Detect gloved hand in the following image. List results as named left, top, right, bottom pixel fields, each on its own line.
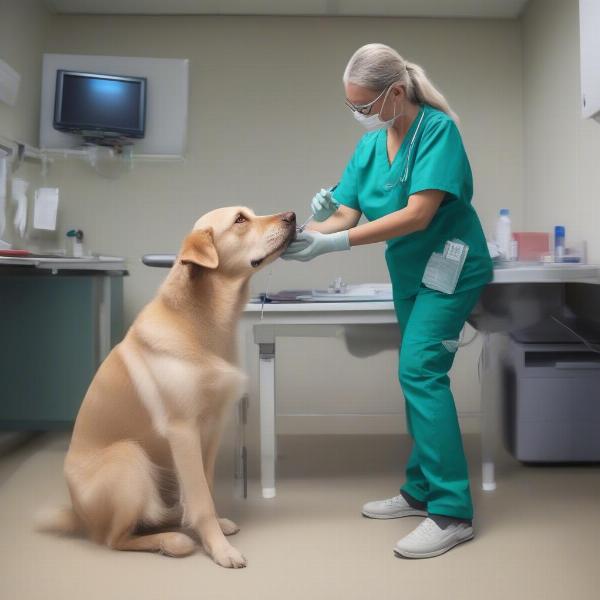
left=281, top=230, right=350, bottom=262
left=311, top=189, right=340, bottom=222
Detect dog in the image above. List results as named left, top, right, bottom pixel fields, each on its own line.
left=36, top=207, right=296, bottom=568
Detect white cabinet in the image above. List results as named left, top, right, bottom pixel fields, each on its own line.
left=579, top=0, right=600, bottom=122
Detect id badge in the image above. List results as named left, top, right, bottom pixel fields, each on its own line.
left=422, top=239, right=469, bottom=295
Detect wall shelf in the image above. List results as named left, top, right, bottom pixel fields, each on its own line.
left=0, top=138, right=183, bottom=178
left=0, top=135, right=50, bottom=172
left=41, top=146, right=185, bottom=164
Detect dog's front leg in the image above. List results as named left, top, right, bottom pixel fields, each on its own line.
left=203, top=424, right=240, bottom=536
left=166, top=420, right=246, bottom=568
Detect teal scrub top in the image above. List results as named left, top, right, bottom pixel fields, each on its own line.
left=333, top=104, right=493, bottom=299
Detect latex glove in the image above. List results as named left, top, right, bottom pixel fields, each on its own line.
left=281, top=230, right=350, bottom=262
left=310, top=188, right=340, bottom=222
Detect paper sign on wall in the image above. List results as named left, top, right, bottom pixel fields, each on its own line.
left=34, top=187, right=59, bottom=231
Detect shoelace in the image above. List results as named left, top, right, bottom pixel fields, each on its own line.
left=404, top=518, right=441, bottom=541
left=384, top=495, right=405, bottom=506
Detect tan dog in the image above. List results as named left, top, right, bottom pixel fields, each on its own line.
left=37, top=207, right=296, bottom=568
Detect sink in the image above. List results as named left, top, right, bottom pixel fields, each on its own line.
left=344, top=283, right=567, bottom=351
left=468, top=283, right=566, bottom=333
left=468, top=264, right=600, bottom=333
left=336, top=264, right=600, bottom=350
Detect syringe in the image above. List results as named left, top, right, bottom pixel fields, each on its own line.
left=296, top=184, right=338, bottom=233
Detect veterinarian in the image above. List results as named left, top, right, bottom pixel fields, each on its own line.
left=282, top=43, right=493, bottom=559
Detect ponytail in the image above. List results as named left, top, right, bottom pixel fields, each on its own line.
left=405, top=61, right=459, bottom=123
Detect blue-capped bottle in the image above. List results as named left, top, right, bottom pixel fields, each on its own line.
left=554, top=226, right=565, bottom=262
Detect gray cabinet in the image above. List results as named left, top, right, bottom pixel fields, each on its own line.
left=0, top=270, right=125, bottom=429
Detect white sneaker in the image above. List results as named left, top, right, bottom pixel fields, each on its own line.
left=393, top=517, right=474, bottom=559
left=361, top=494, right=427, bottom=519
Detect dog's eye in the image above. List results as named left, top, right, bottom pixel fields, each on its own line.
left=234, top=214, right=247, bottom=224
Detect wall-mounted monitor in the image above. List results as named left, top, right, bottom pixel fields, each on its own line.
left=41, top=54, right=188, bottom=156
left=53, top=70, right=147, bottom=139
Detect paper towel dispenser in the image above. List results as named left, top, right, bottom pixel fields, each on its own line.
left=580, top=0, right=600, bottom=123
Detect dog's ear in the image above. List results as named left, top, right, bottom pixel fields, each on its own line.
left=179, top=228, right=219, bottom=269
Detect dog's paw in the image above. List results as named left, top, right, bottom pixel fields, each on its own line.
left=218, top=517, right=240, bottom=536
left=210, top=543, right=247, bottom=569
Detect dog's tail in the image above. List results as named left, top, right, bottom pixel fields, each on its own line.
left=34, top=505, right=83, bottom=535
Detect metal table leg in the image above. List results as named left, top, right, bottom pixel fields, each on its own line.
left=259, top=343, right=276, bottom=498
left=480, top=333, right=497, bottom=491
left=234, top=393, right=249, bottom=499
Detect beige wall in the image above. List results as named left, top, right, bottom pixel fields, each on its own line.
left=0, top=0, right=49, bottom=145
left=42, top=15, right=523, bottom=437
left=1, top=9, right=525, bottom=442
left=3, top=0, right=595, bottom=488
left=522, top=0, right=600, bottom=263
left=0, top=0, right=50, bottom=231
left=40, top=15, right=524, bottom=306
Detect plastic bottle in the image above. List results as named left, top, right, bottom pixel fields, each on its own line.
left=495, top=208, right=512, bottom=260
left=510, top=238, right=519, bottom=261
left=66, top=229, right=84, bottom=258
left=554, top=226, right=565, bottom=262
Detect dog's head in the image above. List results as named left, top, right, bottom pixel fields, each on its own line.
left=178, top=206, right=296, bottom=277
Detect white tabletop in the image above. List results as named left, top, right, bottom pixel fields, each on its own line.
left=244, top=301, right=395, bottom=312
left=0, top=255, right=127, bottom=271
left=244, top=263, right=600, bottom=312
left=491, top=262, right=600, bottom=283
left=140, top=254, right=600, bottom=285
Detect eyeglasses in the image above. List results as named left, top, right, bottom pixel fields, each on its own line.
left=344, top=85, right=390, bottom=115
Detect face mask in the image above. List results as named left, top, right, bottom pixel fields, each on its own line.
left=352, top=110, right=396, bottom=131
left=352, top=88, right=400, bottom=132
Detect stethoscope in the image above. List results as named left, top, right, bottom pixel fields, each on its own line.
left=384, top=106, right=426, bottom=190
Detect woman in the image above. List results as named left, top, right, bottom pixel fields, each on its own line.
left=282, top=43, right=493, bottom=559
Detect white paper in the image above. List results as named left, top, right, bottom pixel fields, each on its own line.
left=11, top=177, right=28, bottom=238
left=33, top=187, right=59, bottom=231
left=0, top=156, right=6, bottom=238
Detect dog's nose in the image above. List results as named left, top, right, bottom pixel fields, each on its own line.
left=281, top=212, right=296, bottom=224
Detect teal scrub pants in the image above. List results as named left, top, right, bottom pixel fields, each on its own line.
left=393, top=284, right=485, bottom=521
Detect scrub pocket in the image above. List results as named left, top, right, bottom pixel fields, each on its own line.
left=422, top=239, right=469, bottom=295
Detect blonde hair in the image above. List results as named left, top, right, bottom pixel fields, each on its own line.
left=343, top=43, right=458, bottom=122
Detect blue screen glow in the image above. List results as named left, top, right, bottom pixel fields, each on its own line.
left=57, top=72, right=145, bottom=136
